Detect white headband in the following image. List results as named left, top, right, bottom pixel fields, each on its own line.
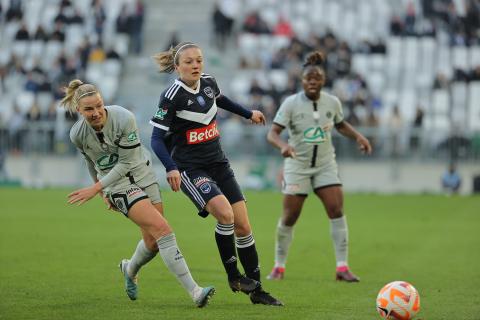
left=173, top=43, right=196, bottom=64
left=75, top=90, right=97, bottom=103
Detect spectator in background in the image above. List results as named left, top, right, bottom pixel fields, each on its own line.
left=404, top=1, right=417, bottom=35
left=92, top=0, right=106, bottom=39
left=8, top=105, right=26, bottom=154
left=26, top=103, right=41, bottom=122
left=54, top=7, right=68, bottom=24
left=6, top=0, right=23, bottom=22
left=69, top=8, right=85, bottom=25
left=212, top=2, right=228, bottom=50
left=106, top=47, right=121, bottom=60
left=164, top=31, right=180, bottom=50
left=388, top=104, right=404, bottom=157
left=0, top=147, right=6, bottom=180
left=15, top=23, right=30, bottom=41
left=335, top=41, right=352, bottom=77
left=249, top=78, right=266, bottom=96
left=89, top=42, right=106, bottom=63
left=116, top=4, right=132, bottom=35
left=441, top=163, right=462, bottom=194
left=34, top=26, right=49, bottom=41
left=130, top=0, right=145, bottom=54
left=77, top=37, right=91, bottom=72
left=274, top=16, right=294, bottom=39
left=410, top=105, right=424, bottom=151
left=390, top=15, right=404, bottom=36
left=469, top=66, right=480, bottom=81
left=413, top=105, right=424, bottom=127
left=51, top=22, right=66, bottom=42
left=465, top=0, right=480, bottom=43
left=213, top=0, right=237, bottom=50
left=433, top=73, right=449, bottom=89
left=242, top=11, right=270, bottom=34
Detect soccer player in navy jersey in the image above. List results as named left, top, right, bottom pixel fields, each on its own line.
left=150, top=42, right=283, bottom=306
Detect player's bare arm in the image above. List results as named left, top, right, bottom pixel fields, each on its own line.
left=267, top=123, right=296, bottom=158
left=335, top=121, right=372, bottom=155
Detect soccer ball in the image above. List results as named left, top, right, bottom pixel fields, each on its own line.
left=376, top=281, right=420, bottom=320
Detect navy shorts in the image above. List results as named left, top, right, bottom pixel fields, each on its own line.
left=180, top=162, right=245, bottom=218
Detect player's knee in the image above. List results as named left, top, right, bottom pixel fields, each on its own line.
left=327, top=206, right=343, bottom=218
left=216, top=209, right=234, bottom=224
left=282, top=210, right=300, bottom=226
left=148, top=217, right=173, bottom=238
left=234, top=222, right=252, bottom=236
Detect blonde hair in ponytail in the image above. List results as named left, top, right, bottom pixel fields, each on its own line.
left=152, top=42, right=199, bottom=73
left=60, top=79, right=99, bottom=112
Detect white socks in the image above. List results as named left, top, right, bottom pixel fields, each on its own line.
left=127, top=239, right=157, bottom=278
left=330, top=216, right=349, bottom=268
left=156, top=233, right=200, bottom=299
left=274, top=219, right=294, bottom=268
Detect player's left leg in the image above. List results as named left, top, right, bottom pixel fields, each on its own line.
left=314, top=185, right=359, bottom=282
left=231, top=200, right=283, bottom=306
left=119, top=229, right=158, bottom=300
left=119, top=187, right=163, bottom=300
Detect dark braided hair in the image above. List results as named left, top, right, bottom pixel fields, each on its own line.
left=303, top=51, right=325, bottom=68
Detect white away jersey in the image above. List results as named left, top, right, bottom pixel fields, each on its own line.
left=70, top=105, right=156, bottom=191
left=273, top=91, right=344, bottom=167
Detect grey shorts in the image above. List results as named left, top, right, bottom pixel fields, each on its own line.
left=282, top=160, right=341, bottom=195
left=108, top=183, right=162, bottom=216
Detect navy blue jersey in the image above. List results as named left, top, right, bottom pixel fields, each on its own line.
left=150, top=74, right=228, bottom=169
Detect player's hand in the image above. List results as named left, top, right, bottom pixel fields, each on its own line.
left=281, top=145, right=297, bottom=158
left=356, top=135, right=372, bottom=155
left=250, top=110, right=266, bottom=125
left=167, top=169, right=181, bottom=192
left=68, top=184, right=102, bottom=206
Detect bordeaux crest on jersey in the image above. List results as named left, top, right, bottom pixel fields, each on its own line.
left=200, top=182, right=211, bottom=194
left=204, top=87, right=214, bottom=98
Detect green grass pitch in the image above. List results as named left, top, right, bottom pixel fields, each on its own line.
left=0, top=188, right=479, bottom=320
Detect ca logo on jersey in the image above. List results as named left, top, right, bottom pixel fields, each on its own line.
left=127, top=132, right=137, bottom=142
left=303, top=127, right=326, bottom=144
left=96, top=153, right=119, bottom=169
left=154, top=108, right=168, bottom=120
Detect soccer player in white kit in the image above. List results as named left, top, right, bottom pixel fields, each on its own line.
left=266, top=51, right=372, bottom=282
left=62, top=79, right=215, bottom=307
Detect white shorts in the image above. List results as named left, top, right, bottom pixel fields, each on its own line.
left=108, top=183, right=162, bottom=216
left=282, top=160, right=341, bottom=195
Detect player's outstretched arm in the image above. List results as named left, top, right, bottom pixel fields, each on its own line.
left=267, top=123, right=296, bottom=158
left=68, top=181, right=103, bottom=206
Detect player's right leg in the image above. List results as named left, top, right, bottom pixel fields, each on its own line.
left=180, top=169, right=259, bottom=294
left=205, top=195, right=260, bottom=294
left=267, top=192, right=307, bottom=280
left=127, top=198, right=215, bottom=306
left=117, top=185, right=162, bottom=300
